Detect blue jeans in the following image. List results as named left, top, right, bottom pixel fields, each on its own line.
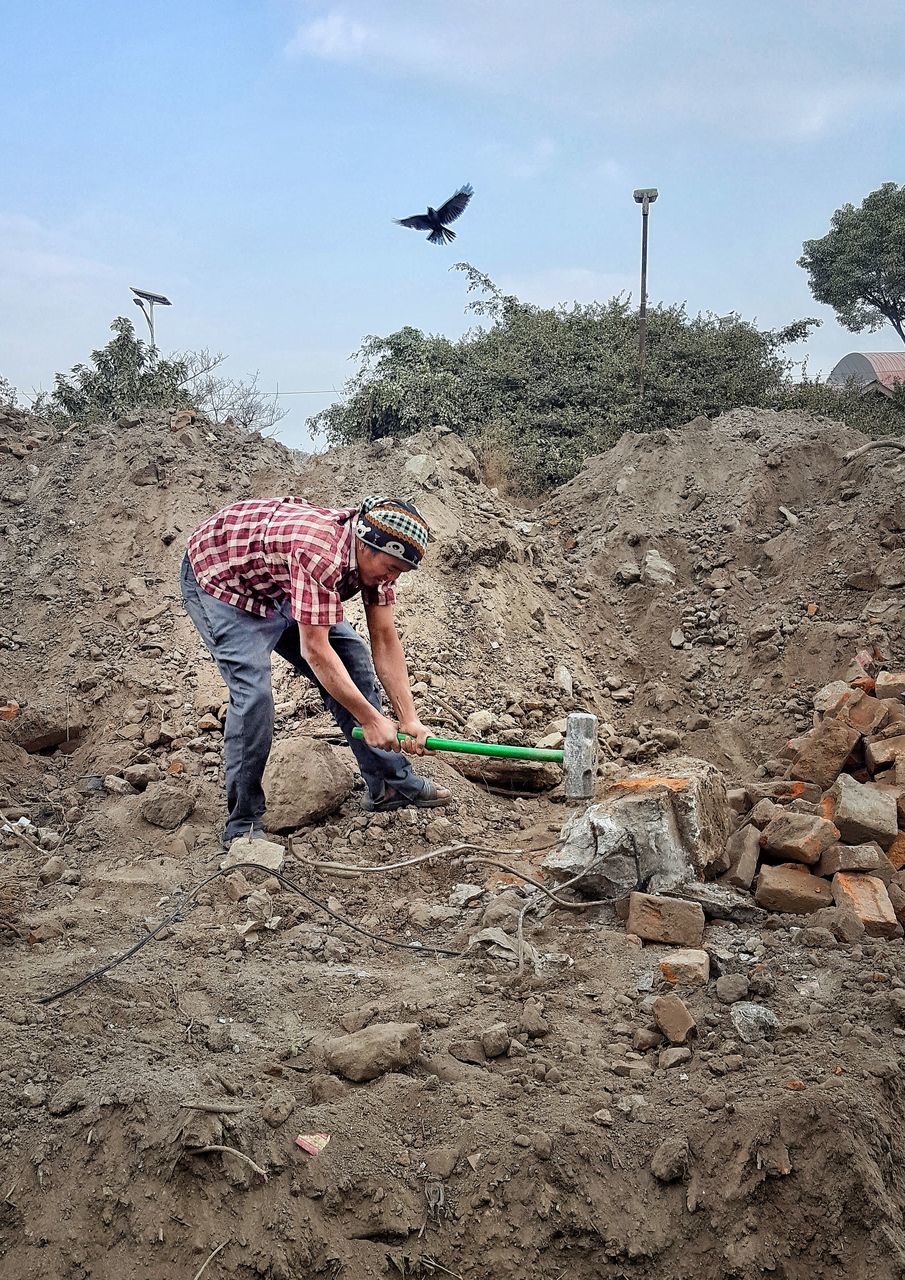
left=180, top=555, right=420, bottom=841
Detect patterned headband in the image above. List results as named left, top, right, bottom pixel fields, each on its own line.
left=355, top=495, right=430, bottom=567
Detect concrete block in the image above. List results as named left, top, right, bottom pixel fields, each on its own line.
left=755, top=863, right=834, bottom=914
left=724, top=825, right=761, bottom=890
left=652, top=994, right=696, bottom=1044
left=875, top=671, right=905, bottom=700
left=626, top=892, right=705, bottom=947
left=816, top=842, right=884, bottom=877
left=825, top=773, right=898, bottom=849
left=787, top=719, right=861, bottom=790
left=658, top=948, right=710, bottom=986
left=866, top=734, right=905, bottom=774
left=831, top=874, right=899, bottom=939
left=760, top=812, right=840, bottom=865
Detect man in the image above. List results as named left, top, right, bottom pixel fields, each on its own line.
left=180, top=493, right=450, bottom=847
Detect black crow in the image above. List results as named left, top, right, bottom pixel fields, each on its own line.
left=395, top=183, right=474, bottom=245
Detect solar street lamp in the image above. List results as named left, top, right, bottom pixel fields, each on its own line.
left=130, top=286, right=171, bottom=347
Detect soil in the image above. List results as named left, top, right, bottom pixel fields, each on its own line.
left=2, top=404, right=905, bottom=1279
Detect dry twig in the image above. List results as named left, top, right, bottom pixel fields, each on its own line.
left=191, top=1240, right=229, bottom=1280
left=844, top=438, right=905, bottom=462
left=186, top=1145, right=267, bottom=1180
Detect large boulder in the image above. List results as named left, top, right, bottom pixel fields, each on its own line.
left=543, top=757, right=731, bottom=896
left=324, top=1022, right=422, bottom=1082
left=263, top=737, right=354, bottom=831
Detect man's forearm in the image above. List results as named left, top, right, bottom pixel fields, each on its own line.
left=371, top=633, right=417, bottom=723
left=304, top=644, right=384, bottom=726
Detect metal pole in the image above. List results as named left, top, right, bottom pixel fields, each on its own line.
left=638, top=197, right=650, bottom=400
left=147, top=301, right=156, bottom=348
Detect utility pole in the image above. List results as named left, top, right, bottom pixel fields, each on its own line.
left=130, top=286, right=172, bottom=349
left=632, top=188, right=658, bottom=400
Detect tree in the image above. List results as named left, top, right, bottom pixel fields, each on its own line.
left=38, top=318, right=288, bottom=434
left=310, top=263, right=822, bottom=492
left=799, top=183, right=905, bottom=344
left=0, top=375, right=16, bottom=408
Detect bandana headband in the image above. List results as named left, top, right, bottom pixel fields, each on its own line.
left=355, top=495, right=430, bottom=567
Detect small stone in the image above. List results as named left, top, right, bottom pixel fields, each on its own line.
left=38, top=855, right=64, bottom=885
left=481, top=1023, right=511, bottom=1058
left=48, top=1080, right=88, bottom=1116
left=730, top=1001, right=779, bottom=1043
left=139, top=782, right=196, bottom=831
left=652, top=994, right=696, bottom=1045
left=650, top=1136, right=689, bottom=1182
left=220, top=835, right=285, bottom=872
left=324, top=1022, right=421, bottom=1082
left=659, top=1046, right=692, bottom=1069
left=715, top=974, right=749, bottom=1005
left=518, top=998, right=549, bottom=1038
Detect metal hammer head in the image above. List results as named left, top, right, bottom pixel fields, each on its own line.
left=564, top=711, right=598, bottom=800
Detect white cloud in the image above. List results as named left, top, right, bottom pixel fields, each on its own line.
left=286, top=11, right=369, bottom=60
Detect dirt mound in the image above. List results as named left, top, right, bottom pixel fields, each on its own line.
left=3, top=404, right=905, bottom=1278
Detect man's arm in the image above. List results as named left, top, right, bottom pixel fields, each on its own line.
left=364, top=602, right=431, bottom=755
left=298, top=622, right=400, bottom=752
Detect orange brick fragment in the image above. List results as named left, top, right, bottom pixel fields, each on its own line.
left=887, top=832, right=905, bottom=871
left=612, top=776, right=690, bottom=794
left=832, top=873, right=899, bottom=939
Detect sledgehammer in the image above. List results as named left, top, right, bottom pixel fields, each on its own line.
left=351, top=711, right=598, bottom=800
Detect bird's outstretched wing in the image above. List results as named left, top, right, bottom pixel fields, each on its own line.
left=436, top=184, right=474, bottom=225
left=395, top=214, right=434, bottom=231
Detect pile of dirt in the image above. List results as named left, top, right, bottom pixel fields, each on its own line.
left=3, top=405, right=905, bottom=1279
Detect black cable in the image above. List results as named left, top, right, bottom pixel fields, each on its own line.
left=37, top=860, right=462, bottom=1005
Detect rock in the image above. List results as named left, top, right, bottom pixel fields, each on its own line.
left=123, top=763, right=163, bottom=790
left=672, top=881, right=766, bottom=924
left=755, top=863, right=833, bottom=914
left=659, top=1046, right=692, bottom=1069
left=262, top=1090, right=295, bottom=1128
left=816, top=842, right=885, bottom=877
left=658, top=948, right=710, bottom=986
left=866, top=734, right=905, bottom=774
left=481, top=1023, right=511, bottom=1058
left=670, top=629, right=686, bottom=649
left=641, top=549, right=677, bottom=587
left=627, top=893, right=705, bottom=947
left=262, top=738, right=354, bottom=830
left=220, top=835, right=285, bottom=872
left=723, top=825, right=761, bottom=890
left=103, top=775, right=135, bottom=796
left=650, top=1136, right=689, bottom=1182
left=139, top=782, right=196, bottom=831
left=38, top=855, right=64, bottom=885
left=652, top=994, right=696, bottom=1044
left=451, top=754, right=562, bottom=793
left=787, top=718, right=861, bottom=790
left=448, top=1038, right=486, bottom=1065
left=832, top=874, right=899, bottom=939
left=875, top=671, right=905, bottom=700
left=825, top=774, right=898, bottom=849
left=715, top=974, right=749, bottom=1005
left=324, top=1022, right=421, bottom=1082
left=48, top=1079, right=89, bottom=1115
left=518, top=998, right=549, bottom=1038
left=464, top=709, right=494, bottom=737
left=554, top=665, right=574, bottom=697
left=544, top=757, right=731, bottom=896
left=730, top=1002, right=779, bottom=1043
left=759, top=812, right=840, bottom=865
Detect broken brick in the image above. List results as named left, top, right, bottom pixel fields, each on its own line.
left=886, top=832, right=905, bottom=872
left=749, top=799, right=785, bottom=828
left=831, top=873, right=899, bottom=939
left=658, top=948, right=710, bottom=987
left=755, top=863, right=834, bottom=914
left=626, top=892, right=705, bottom=947
left=865, top=734, right=905, bottom=774
left=825, top=773, right=898, bottom=849
left=874, top=671, right=905, bottom=700
left=723, top=825, right=760, bottom=890
left=652, top=994, right=696, bottom=1044
left=760, top=812, right=840, bottom=865
left=816, top=842, right=884, bottom=877
left=787, top=719, right=861, bottom=790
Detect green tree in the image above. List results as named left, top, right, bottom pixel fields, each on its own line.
left=799, top=183, right=905, bottom=344
left=311, top=263, right=822, bottom=492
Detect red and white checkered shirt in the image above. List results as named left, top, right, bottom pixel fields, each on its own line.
left=186, top=498, right=395, bottom=626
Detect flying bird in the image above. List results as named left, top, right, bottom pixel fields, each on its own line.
left=395, top=183, right=474, bottom=245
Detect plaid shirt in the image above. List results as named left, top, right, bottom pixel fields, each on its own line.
left=186, top=498, right=395, bottom=626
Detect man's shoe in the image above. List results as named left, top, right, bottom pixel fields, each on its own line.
left=362, top=780, right=452, bottom=813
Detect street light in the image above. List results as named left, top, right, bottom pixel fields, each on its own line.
left=633, top=188, right=658, bottom=399
left=130, top=286, right=172, bottom=348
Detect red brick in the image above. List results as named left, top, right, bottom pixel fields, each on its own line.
left=816, top=842, right=884, bottom=877
left=658, top=949, right=710, bottom=986
left=652, top=994, right=696, bottom=1044
left=831, top=874, right=899, bottom=939
left=755, top=863, right=833, bottom=914
left=874, top=671, right=905, bottom=700
left=866, top=734, right=905, bottom=774
left=724, top=825, right=760, bottom=890
left=760, top=812, right=840, bottom=865
left=887, top=832, right=905, bottom=872
left=787, top=719, right=862, bottom=790
left=825, top=773, right=898, bottom=848
left=626, top=892, right=705, bottom=947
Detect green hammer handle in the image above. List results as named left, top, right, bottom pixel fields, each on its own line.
left=350, top=726, right=564, bottom=764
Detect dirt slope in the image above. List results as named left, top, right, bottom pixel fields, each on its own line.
left=2, top=404, right=905, bottom=1280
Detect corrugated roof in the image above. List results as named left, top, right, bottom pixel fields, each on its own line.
left=861, top=352, right=905, bottom=390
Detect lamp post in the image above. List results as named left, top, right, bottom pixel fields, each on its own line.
left=632, top=188, right=658, bottom=400
left=130, top=287, right=172, bottom=348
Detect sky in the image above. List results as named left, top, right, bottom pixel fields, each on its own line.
left=2, top=0, right=904, bottom=448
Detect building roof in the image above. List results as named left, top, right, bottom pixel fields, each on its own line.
left=829, top=351, right=905, bottom=395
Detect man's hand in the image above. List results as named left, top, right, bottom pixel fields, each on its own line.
left=398, top=719, right=433, bottom=756
left=361, top=711, right=402, bottom=752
